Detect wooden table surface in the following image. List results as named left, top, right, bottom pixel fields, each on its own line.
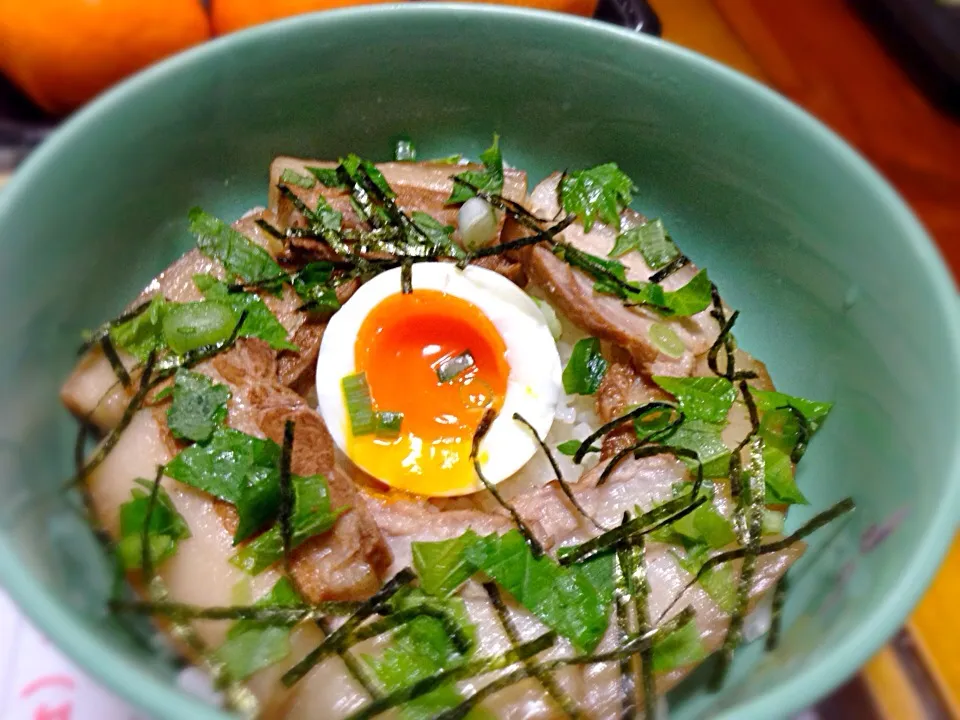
left=657, top=1, right=960, bottom=716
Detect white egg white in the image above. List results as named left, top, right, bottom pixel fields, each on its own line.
left=315, top=262, right=562, bottom=495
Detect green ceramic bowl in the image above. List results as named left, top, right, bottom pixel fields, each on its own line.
left=0, top=5, right=957, bottom=719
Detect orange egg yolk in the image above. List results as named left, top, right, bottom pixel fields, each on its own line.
left=349, top=289, right=509, bottom=495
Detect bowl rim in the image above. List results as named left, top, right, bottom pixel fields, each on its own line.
left=1, top=5, right=958, bottom=719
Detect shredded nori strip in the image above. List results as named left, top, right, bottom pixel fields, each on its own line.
left=573, top=402, right=680, bottom=464
left=77, top=298, right=152, bottom=356
left=739, top=380, right=761, bottom=432
left=655, top=497, right=855, bottom=624
left=400, top=260, right=413, bottom=294
left=471, top=408, right=544, bottom=557
left=70, top=311, right=248, bottom=489
left=648, top=255, right=690, bottom=284
left=613, top=533, right=637, bottom=719
left=777, top=404, right=812, bottom=463
left=559, top=494, right=708, bottom=566
left=139, top=466, right=164, bottom=585
left=136, top=479, right=258, bottom=715
left=710, top=436, right=765, bottom=690
left=349, top=604, right=472, bottom=653
left=765, top=573, right=789, bottom=652
left=277, top=184, right=351, bottom=256
left=597, top=442, right=702, bottom=491
left=65, top=349, right=158, bottom=489
left=513, top=412, right=603, bottom=532
left=99, top=335, right=131, bottom=388
left=254, top=218, right=286, bottom=239
left=553, top=242, right=647, bottom=297
left=484, top=582, right=581, bottom=718
left=449, top=177, right=549, bottom=233
left=74, top=418, right=91, bottom=478
left=622, top=538, right=655, bottom=719
left=279, top=420, right=296, bottom=576
left=467, top=215, right=575, bottom=259
left=707, top=309, right=739, bottom=380
left=152, top=308, right=248, bottom=375
left=435, top=608, right=698, bottom=720
left=281, top=568, right=416, bottom=688
left=109, top=599, right=360, bottom=622
left=345, top=632, right=557, bottom=720
left=318, top=617, right=383, bottom=699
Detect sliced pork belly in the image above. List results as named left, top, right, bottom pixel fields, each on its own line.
left=524, top=173, right=720, bottom=377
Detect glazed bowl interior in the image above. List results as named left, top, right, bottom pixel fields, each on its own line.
left=0, top=6, right=957, bottom=719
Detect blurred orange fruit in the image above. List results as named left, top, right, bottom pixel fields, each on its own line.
left=210, top=0, right=595, bottom=36
left=0, top=0, right=211, bottom=116
left=211, top=0, right=390, bottom=35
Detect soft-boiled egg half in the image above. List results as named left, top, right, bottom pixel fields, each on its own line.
left=315, top=262, right=562, bottom=497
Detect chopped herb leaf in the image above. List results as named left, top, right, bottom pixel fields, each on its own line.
left=231, top=474, right=344, bottom=574
left=609, top=218, right=681, bottom=270
left=189, top=208, right=284, bottom=285
left=214, top=578, right=301, bottom=680
left=652, top=269, right=713, bottom=317
left=109, top=295, right=168, bottom=361
left=116, top=479, right=190, bottom=571
left=562, top=337, right=608, bottom=396
left=560, top=163, right=636, bottom=231
left=667, top=500, right=736, bottom=550
left=556, top=439, right=599, bottom=457
left=412, top=530, right=480, bottom=597
left=164, top=427, right=281, bottom=544
left=651, top=614, right=707, bottom=672
left=463, top=530, right=613, bottom=652
left=763, top=445, right=808, bottom=506
left=666, top=419, right=731, bottom=478
left=161, top=300, right=238, bottom=355
left=308, top=193, right=345, bottom=235
left=305, top=166, right=343, bottom=188
left=291, top=262, right=341, bottom=313
left=342, top=372, right=376, bottom=436
left=652, top=376, right=736, bottom=425
left=343, top=154, right=396, bottom=198
left=673, top=544, right=737, bottom=613
left=751, top=388, right=833, bottom=435
left=410, top=212, right=460, bottom=255
left=363, top=588, right=475, bottom=720
left=436, top=350, right=475, bottom=383
left=193, top=275, right=297, bottom=352
left=632, top=405, right=681, bottom=443
left=394, top=138, right=417, bottom=162
left=166, top=369, right=230, bottom=443
left=448, top=135, right=504, bottom=204
left=279, top=168, right=317, bottom=189
left=556, top=242, right=710, bottom=317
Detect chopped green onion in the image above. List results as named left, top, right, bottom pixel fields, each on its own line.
left=375, top=411, right=404, bottom=438
left=279, top=168, right=317, bottom=189
left=648, top=322, right=686, bottom=358
left=342, top=373, right=376, bottom=436
left=762, top=509, right=785, bottom=535
left=436, top=350, right=475, bottom=383
left=557, top=439, right=598, bottom=457
left=458, top=197, right=498, bottom=249
left=161, top=301, right=236, bottom=355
